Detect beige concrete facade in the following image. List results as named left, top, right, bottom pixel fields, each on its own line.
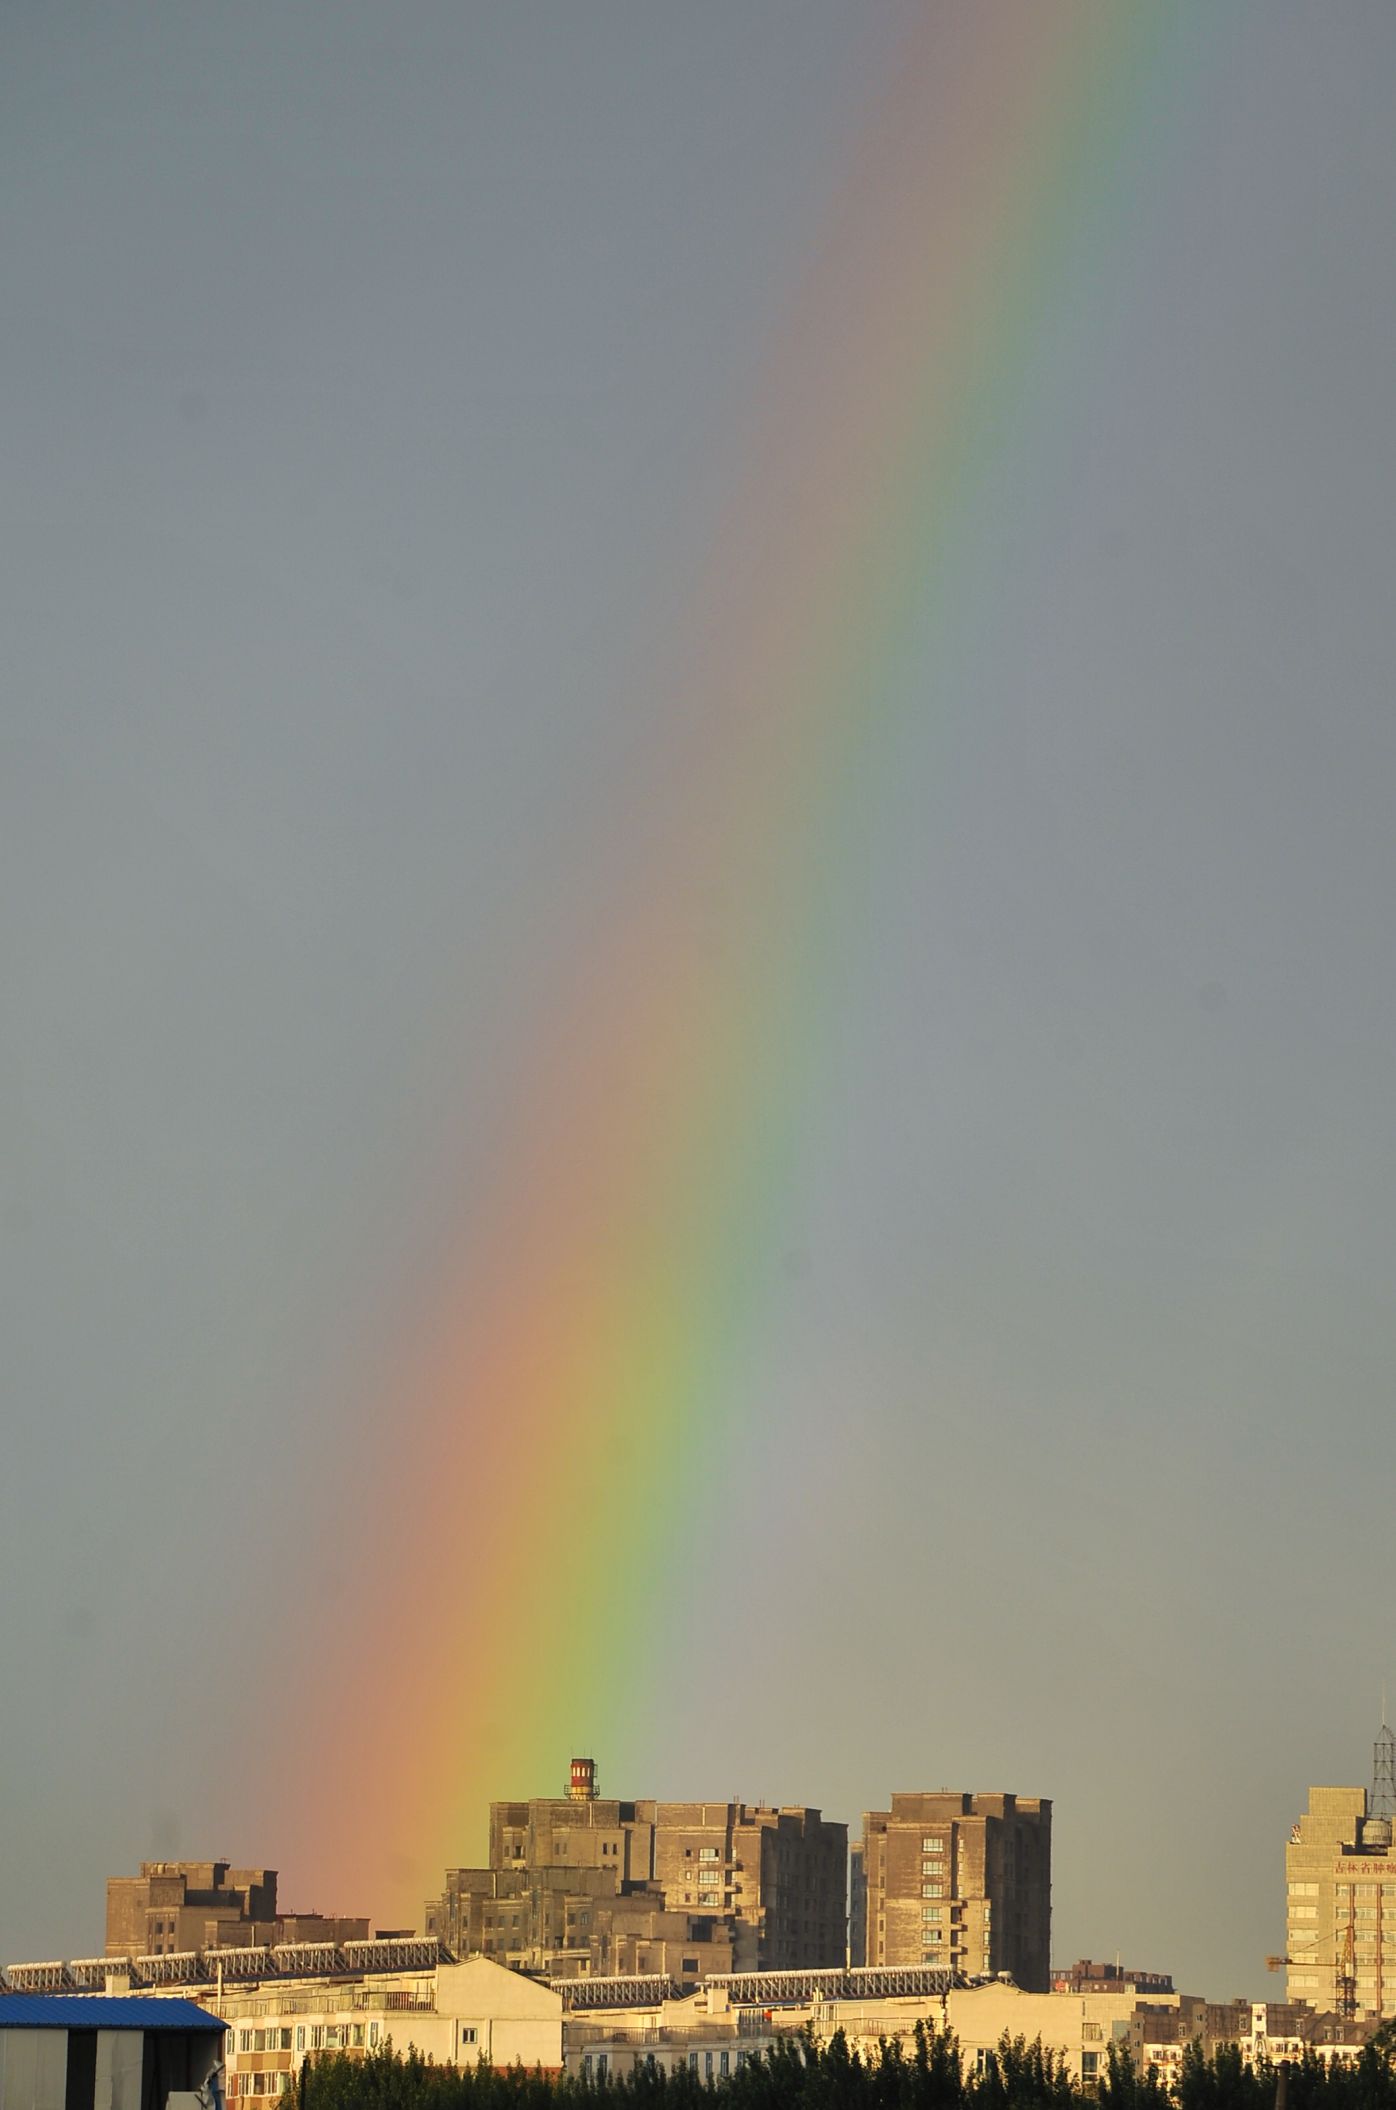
left=425, top=1866, right=735, bottom=1985
left=106, top=1865, right=279, bottom=1960
left=566, top=1980, right=1177, bottom=2087
left=428, top=1770, right=846, bottom=1979
left=567, top=1979, right=1375, bottom=2088
left=10, top=1946, right=1381, bottom=2098
left=1283, top=1785, right=1396, bottom=2018
left=105, top=1863, right=369, bottom=1965
left=210, top=1957, right=563, bottom=2101
left=651, top=1802, right=847, bottom=1970
left=859, top=1792, right=1050, bottom=1990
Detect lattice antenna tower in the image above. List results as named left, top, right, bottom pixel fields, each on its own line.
left=1374, top=1701, right=1396, bottom=1821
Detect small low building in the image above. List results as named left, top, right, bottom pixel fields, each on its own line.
left=0, top=1995, right=225, bottom=2109
left=218, top=1955, right=563, bottom=2099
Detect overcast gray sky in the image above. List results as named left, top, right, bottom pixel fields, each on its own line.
left=5, top=2, right=1396, bottom=1996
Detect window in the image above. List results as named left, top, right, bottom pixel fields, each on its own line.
left=461, top=2030, right=478, bottom=2047
left=295, top=2030, right=305, bottom=2054
left=682, top=1958, right=698, bottom=1975
left=922, top=1907, right=943, bottom=1921
left=720, top=2052, right=730, bottom=2077
left=352, top=2025, right=364, bottom=2047
left=922, top=1883, right=943, bottom=1898
left=597, top=2058, right=608, bottom=2079
left=700, top=1847, right=720, bottom=1861
left=239, top=2032, right=252, bottom=2053
left=1082, top=2053, right=1099, bottom=2079
left=369, top=2025, right=379, bottom=2049
left=922, top=1838, right=943, bottom=1852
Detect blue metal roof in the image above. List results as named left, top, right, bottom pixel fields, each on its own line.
left=0, top=1996, right=225, bottom=2032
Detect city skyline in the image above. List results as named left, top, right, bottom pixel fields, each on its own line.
left=6, top=1, right=1396, bottom=2000
left=12, top=1737, right=1396, bottom=2015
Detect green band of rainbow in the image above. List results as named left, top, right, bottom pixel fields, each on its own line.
left=258, top=0, right=1200, bottom=1923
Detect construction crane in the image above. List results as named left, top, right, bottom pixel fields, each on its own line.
left=1271, top=1717, right=1396, bottom=2023
left=1336, top=1915, right=1358, bottom=2021
left=1266, top=1915, right=1357, bottom=2020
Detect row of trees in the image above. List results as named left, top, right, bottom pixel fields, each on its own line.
left=291, top=2025, right=1396, bottom=2110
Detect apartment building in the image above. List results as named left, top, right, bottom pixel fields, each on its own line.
left=565, top=1976, right=1193, bottom=2088
left=105, top=1862, right=369, bottom=1962
left=858, top=1791, right=1051, bottom=1989
left=426, top=1760, right=847, bottom=1978
left=651, top=1801, right=847, bottom=1970
left=1284, top=1782, right=1396, bottom=2017
left=1052, top=1960, right=1174, bottom=1996
left=213, top=1957, right=562, bottom=2099
left=424, top=1865, right=735, bottom=1985
left=5, top=1946, right=1380, bottom=2098
left=107, top=1865, right=279, bottom=1959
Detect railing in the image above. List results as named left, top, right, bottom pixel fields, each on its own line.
left=707, top=1966, right=957, bottom=2007
left=342, top=1941, right=444, bottom=1975
left=135, top=1954, right=207, bottom=1984
left=205, top=1949, right=277, bottom=1981
left=555, top=1976, right=675, bottom=2009
left=4, top=1963, right=71, bottom=1993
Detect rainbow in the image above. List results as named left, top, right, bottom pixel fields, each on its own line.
left=257, top=1, right=1195, bottom=1924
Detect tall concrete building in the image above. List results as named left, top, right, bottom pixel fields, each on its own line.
left=107, top=1864, right=278, bottom=1959
left=651, top=1798, right=847, bottom=1970
left=105, top=1862, right=369, bottom=1961
left=426, top=1759, right=847, bottom=1979
left=858, top=1790, right=1051, bottom=1990
left=1284, top=1779, right=1396, bottom=2018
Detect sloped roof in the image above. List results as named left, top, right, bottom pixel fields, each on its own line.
left=0, top=1995, right=225, bottom=2032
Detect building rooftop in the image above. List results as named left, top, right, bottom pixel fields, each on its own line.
left=0, top=1995, right=225, bottom=2032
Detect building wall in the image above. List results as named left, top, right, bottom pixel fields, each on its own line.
left=0, top=2030, right=69, bottom=2110
left=432, top=1778, right=846, bottom=1977
left=651, top=1803, right=846, bottom=1971
left=861, top=1792, right=1051, bottom=1990
left=564, top=1980, right=1160, bottom=2087
left=1052, top=1960, right=1173, bottom=1996
left=489, top=1797, right=658, bottom=1886
left=210, top=1957, right=564, bottom=2101
left=106, top=1865, right=279, bottom=1961
left=0, top=2025, right=220, bottom=2110
left=849, top=1844, right=867, bottom=1968
left=1285, top=1786, right=1396, bottom=2018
